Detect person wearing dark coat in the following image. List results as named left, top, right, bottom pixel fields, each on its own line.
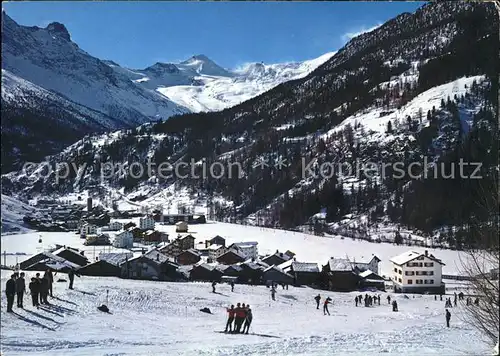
left=44, top=269, right=54, bottom=297
left=230, top=282, right=235, bottom=292
left=39, top=276, right=49, bottom=304
left=68, top=269, right=78, bottom=290
left=445, top=309, right=451, bottom=327
left=212, top=281, right=217, bottom=293
left=29, top=277, right=40, bottom=307
left=15, top=272, right=26, bottom=308
left=355, top=296, right=358, bottom=307
left=392, top=300, right=398, bottom=312
left=387, top=295, right=391, bottom=304
left=5, top=274, right=17, bottom=312
left=35, top=273, right=43, bottom=304
left=315, top=294, right=321, bottom=309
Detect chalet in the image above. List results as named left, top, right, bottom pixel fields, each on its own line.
left=78, top=259, right=120, bottom=277
left=176, top=249, right=202, bottom=265
left=20, top=252, right=65, bottom=270
left=321, top=258, right=361, bottom=292
left=143, top=230, right=168, bottom=244
left=177, top=235, right=196, bottom=250
left=139, top=216, right=155, bottom=231
left=206, top=235, right=226, bottom=248
left=107, top=221, right=123, bottom=231
left=262, top=265, right=294, bottom=286
left=54, top=247, right=89, bottom=267
left=84, top=233, right=111, bottom=246
left=351, top=255, right=381, bottom=274
left=120, top=255, right=162, bottom=280
left=222, top=264, right=243, bottom=278
left=217, top=250, right=246, bottom=265
left=80, top=223, right=97, bottom=238
left=113, top=230, right=133, bottom=248
left=262, top=250, right=292, bottom=266
left=207, top=244, right=227, bottom=263
left=390, top=250, right=445, bottom=294
left=20, top=251, right=80, bottom=272
left=175, top=221, right=188, bottom=233
left=143, top=249, right=180, bottom=280
left=281, top=261, right=320, bottom=286
left=239, top=261, right=265, bottom=284
left=358, top=270, right=386, bottom=291
left=229, top=242, right=258, bottom=260
left=190, top=264, right=223, bottom=282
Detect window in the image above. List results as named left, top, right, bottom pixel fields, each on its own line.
left=394, top=268, right=398, bottom=273
left=419, top=263, right=423, bottom=267
left=398, top=278, right=402, bottom=283
left=405, top=271, right=411, bottom=276
left=424, top=262, right=434, bottom=267
left=416, top=279, right=423, bottom=284
left=429, top=271, right=434, bottom=276
left=407, top=279, right=413, bottom=284
left=398, top=269, right=402, bottom=275
left=424, top=280, right=429, bottom=284
left=429, top=280, right=434, bottom=284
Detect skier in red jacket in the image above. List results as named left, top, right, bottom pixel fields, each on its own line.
left=225, top=305, right=235, bottom=332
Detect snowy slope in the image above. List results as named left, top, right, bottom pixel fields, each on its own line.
left=0, top=271, right=491, bottom=355
left=0, top=220, right=492, bottom=355
left=0, top=194, right=36, bottom=234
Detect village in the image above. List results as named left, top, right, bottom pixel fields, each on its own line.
left=11, top=198, right=475, bottom=295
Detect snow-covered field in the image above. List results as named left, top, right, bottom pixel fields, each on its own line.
left=0, top=222, right=493, bottom=355
left=0, top=271, right=491, bottom=356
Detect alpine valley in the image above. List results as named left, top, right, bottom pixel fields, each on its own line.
left=1, top=2, right=498, bottom=250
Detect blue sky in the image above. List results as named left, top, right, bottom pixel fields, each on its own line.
left=3, top=1, right=425, bottom=69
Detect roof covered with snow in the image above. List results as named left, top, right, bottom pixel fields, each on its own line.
left=390, top=250, right=445, bottom=266
left=291, top=262, right=320, bottom=273
left=99, top=252, right=133, bottom=266
left=328, top=258, right=354, bottom=272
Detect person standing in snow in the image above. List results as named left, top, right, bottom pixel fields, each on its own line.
left=5, top=274, right=17, bottom=312
left=235, top=303, right=246, bottom=333
left=387, top=295, right=391, bottom=305
left=315, top=294, right=321, bottom=309
left=39, top=275, right=49, bottom=304
left=68, top=269, right=80, bottom=290
left=355, top=296, right=358, bottom=307
left=445, top=309, right=451, bottom=327
left=453, top=294, right=457, bottom=307
left=44, top=269, right=54, bottom=297
left=242, top=307, right=253, bottom=334
left=35, top=273, right=43, bottom=304
left=15, top=272, right=26, bottom=308
left=323, top=297, right=332, bottom=316
left=230, top=281, right=235, bottom=292
left=271, top=287, right=276, bottom=301
left=225, top=305, right=235, bottom=333
left=377, top=295, right=381, bottom=305
left=212, top=281, right=217, bottom=293
left=29, top=277, right=40, bottom=307
left=392, top=300, right=398, bottom=312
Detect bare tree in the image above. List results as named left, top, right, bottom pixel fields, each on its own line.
left=459, top=176, right=499, bottom=351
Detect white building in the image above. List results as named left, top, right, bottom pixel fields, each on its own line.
left=80, top=223, right=97, bottom=238
left=229, top=241, right=258, bottom=260
left=113, top=230, right=133, bottom=248
left=175, top=221, right=188, bottom=233
left=139, top=216, right=155, bottom=231
left=351, top=255, right=381, bottom=274
left=390, top=250, right=445, bottom=294
left=107, top=221, right=123, bottom=231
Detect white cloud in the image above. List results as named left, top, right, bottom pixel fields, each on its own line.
left=341, top=23, right=382, bottom=42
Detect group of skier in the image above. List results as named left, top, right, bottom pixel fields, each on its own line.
left=5, top=270, right=56, bottom=312
left=354, top=294, right=381, bottom=307
left=5, top=268, right=81, bottom=312
left=225, top=303, right=253, bottom=334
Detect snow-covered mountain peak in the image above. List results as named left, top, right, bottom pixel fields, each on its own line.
left=179, top=54, right=233, bottom=77
left=46, top=22, right=71, bottom=41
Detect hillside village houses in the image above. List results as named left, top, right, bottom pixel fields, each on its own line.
left=229, top=241, right=259, bottom=260
left=390, top=250, right=445, bottom=294
left=175, top=221, right=189, bottom=233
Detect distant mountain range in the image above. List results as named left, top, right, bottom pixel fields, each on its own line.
left=1, top=11, right=333, bottom=172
